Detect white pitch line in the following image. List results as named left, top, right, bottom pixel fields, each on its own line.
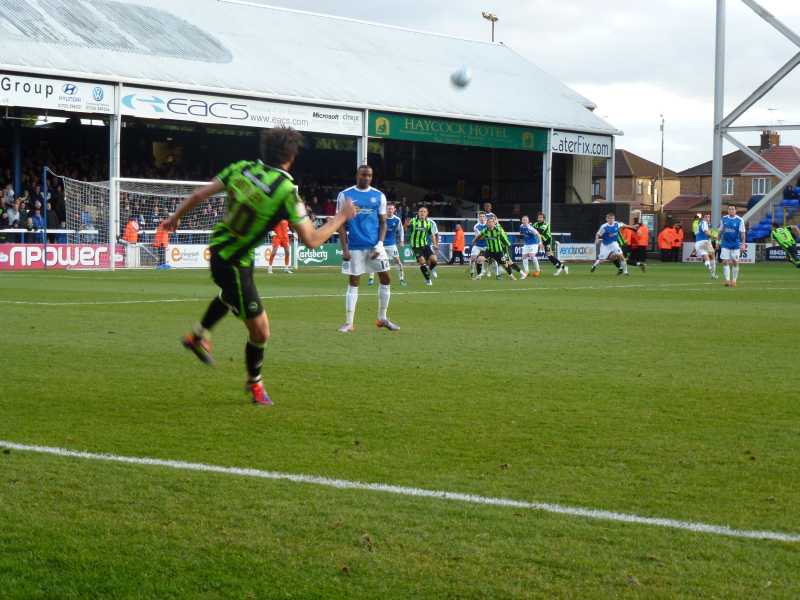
left=1, top=440, right=798, bottom=543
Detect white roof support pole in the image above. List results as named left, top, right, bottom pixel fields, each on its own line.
left=722, top=132, right=785, bottom=179
left=712, top=0, right=726, bottom=229
left=108, top=83, right=123, bottom=271
left=606, top=136, right=615, bottom=204
left=358, top=109, right=369, bottom=167
left=542, top=129, right=553, bottom=221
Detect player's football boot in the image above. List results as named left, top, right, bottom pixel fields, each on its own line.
left=562, top=265, right=569, bottom=275
left=367, top=276, right=375, bottom=286
left=376, top=319, right=400, bottom=331
left=431, top=269, right=438, bottom=279
left=590, top=264, right=598, bottom=273
left=338, top=324, right=355, bottom=333
left=520, top=271, right=529, bottom=280
left=267, top=266, right=273, bottom=274
left=639, top=263, right=646, bottom=272
left=509, top=273, right=517, bottom=281
left=247, top=381, right=272, bottom=406
left=617, top=268, right=625, bottom=276
left=181, top=334, right=214, bottom=366
left=284, top=268, right=293, bottom=274
left=400, top=278, right=408, bottom=286
left=425, top=279, right=433, bottom=286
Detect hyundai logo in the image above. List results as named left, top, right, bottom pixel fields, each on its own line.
left=92, top=87, right=104, bottom=102
left=62, top=83, right=78, bottom=96
left=122, top=94, right=165, bottom=113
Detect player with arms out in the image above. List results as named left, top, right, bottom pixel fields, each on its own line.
left=337, top=165, right=399, bottom=333
left=518, top=215, right=543, bottom=278
left=533, top=212, right=568, bottom=275
left=719, top=205, right=747, bottom=287
left=368, top=202, right=406, bottom=286
left=473, top=215, right=523, bottom=280
left=267, top=219, right=292, bottom=274
left=590, top=213, right=633, bottom=275
left=408, top=206, right=439, bottom=286
left=770, top=221, right=800, bottom=269
left=694, top=213, right=718, bottom=279
left=164, top=128, right=355, bottom=405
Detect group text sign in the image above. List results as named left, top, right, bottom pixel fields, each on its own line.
left=165, top=244, right=348, bottom=268
left=121, top=86, right=363, bottom=136
left=0, top=244, right=123, bottom=270
left=0, top=72, right=114, bottom=114
left=551, top=131, right=612, bottom=158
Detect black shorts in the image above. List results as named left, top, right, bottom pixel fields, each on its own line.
left=413, top=246, right=434, bottom=260
left=542, top=240, right=554, bottom=254
left=210, top=250, right=263, bottom=320
left=484, top=251, right=509, bottom=264
left=630, top=246, right=647, bottom=263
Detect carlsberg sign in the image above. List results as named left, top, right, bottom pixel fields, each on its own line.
left=297, top=244, right=343, bottom=266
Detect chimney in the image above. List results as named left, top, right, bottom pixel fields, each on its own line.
left=760, top=130, right=780, bottom=150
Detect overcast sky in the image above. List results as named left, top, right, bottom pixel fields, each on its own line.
left=256, top=0, right=799, bottom=172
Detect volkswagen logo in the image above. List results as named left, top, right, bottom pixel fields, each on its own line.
left=62, top=83, right=78, bottom=96
left=92, top=87, right=104, bottom=102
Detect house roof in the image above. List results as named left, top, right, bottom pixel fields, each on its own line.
left=663, top=194, right=708, bottom=212
left=593, top=149, right=679, bottom=179
left=741, top=146, right=800, bottom=176
left=679, top=146, right=760, bottom=177
left=0, top=0, right=620, bottom=135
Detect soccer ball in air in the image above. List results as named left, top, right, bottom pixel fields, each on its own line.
left=451, top=66, right=472, bottom=89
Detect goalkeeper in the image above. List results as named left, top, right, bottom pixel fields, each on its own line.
left=770, top=222, right=800, bottom=268
left=162, top=128, right=355, bottom=406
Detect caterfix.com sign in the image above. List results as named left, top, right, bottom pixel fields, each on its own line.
left=167, top=245, right=294, bottom=268
left=0, top=244, right=123, bottom=270
left=0, top=72, right=114, bottom=114
left=551, top=131, right=612, bottom=158
left=121, top=86, right=362, bottom=136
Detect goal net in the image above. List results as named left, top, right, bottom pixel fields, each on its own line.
left=58, top=175, right=296, bottom=270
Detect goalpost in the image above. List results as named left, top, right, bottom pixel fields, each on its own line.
left=56, top=173, right=299, bottom=271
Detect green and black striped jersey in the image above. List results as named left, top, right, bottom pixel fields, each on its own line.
left=482, top=224, right=511, bottom=253
left=408, top=217, right=438, bottom=248
left=532, top=221, right=552, bottom=244
left=210, top=160, right=308, bottom=267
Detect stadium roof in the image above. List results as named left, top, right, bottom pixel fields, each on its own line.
left=0, top=0, right=620, bottom=136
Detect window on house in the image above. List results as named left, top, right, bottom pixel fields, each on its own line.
left=636, top=180, right=643, bottom=195
left=752, top=178, right=770, bottom=195
left=592, top=181, right=600, bottom=196
left=722, top=178, right=734, bottom=196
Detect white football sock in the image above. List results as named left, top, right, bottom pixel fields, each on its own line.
left=345, top=285, right=359, bottom=325
left=522, top=257, right=529, bottom=274
left=732, top=265, right=739, bottom=282
left=378, top=284, right=390, bottom=321
left=532, top=257, right=540, bottom=272
left=723, top=265, right=730, bottom=281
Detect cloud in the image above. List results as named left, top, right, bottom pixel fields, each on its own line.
left=254, top=0, right=800, bottom=171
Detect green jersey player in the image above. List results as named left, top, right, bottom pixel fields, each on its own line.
left=533, top=212, right=568, bottom=275
left=162, top=128, right=355, bottom=405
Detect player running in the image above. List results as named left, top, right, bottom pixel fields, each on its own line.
left=719, top=204, right=746, bottom=287
left=408, top=206, right=439, bottom=286
left=166, top=128, right=355, bottom=405
left=771, top=222, right=800, bottom=268
left=470, top=211, right=489, bottom=279
left=590, top=213, right=633, bottom=275
left=267, top=219, right=292, bottom=274
left=368, top=202, right=406, bottom=286
left=472, top=216, right=523, bottom=280
left=694, top=213, right=718, bottom=279
left=518, top=215, right=543, bottom=277
left=533, top=212, right=568, bottom=275
left=337, top=165, right=399, bottom=333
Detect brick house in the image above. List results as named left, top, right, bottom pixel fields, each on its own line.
left=677, top=131, right=800, bottom=209
left=592, top=149, right=680, bottom=210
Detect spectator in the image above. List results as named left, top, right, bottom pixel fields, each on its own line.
left=448, top=223, right=466, bottom=265
left=658, top=226, right=675, bottom=262
left=671, top=224, right=684, bottom=263
left=5, top=199, right=20, bottom=228
left=630, top=217, right=650, bottom=272
left=46, top=202, right=59, bottom=242
left=2, top=183, right=14, bottom=209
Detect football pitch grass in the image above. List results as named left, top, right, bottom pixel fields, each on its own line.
left=1, top=263, right=799, bottom=598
